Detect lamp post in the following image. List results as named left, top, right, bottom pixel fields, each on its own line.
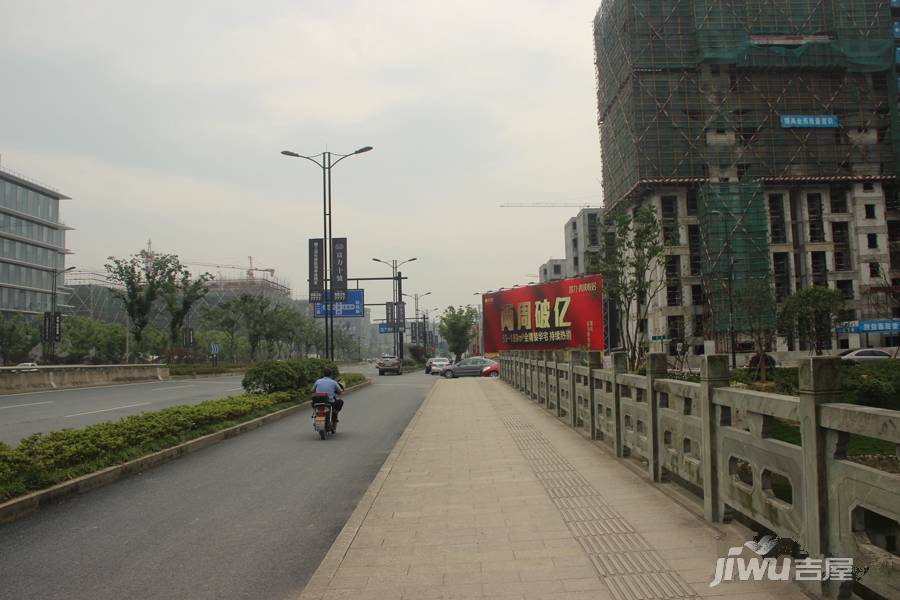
left=47, top=265, right=76, bottom=362
left=372, top=257, right=416, bottom=358
left=473, top=291, right=493, bottom=356
left=403, top=291, right=431, bottom=349
left=282, top=145, right=373, bottom=360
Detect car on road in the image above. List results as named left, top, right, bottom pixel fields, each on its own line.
left=12, top=362, right=39, bottom=373
left=428, top=357, right=450, bottom=375
left=376, top=354, right=402, bottom=376
left=441, top=356, right=497, bottom=378
left=481, top=362, right=500, bottom=378
left=838, top=348, right=896, bottom=363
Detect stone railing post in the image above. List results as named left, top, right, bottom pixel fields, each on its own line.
left=798, top=357, right=841, bottom=577
left=611, top=351, right=627, bottom=458
left=566, top=351, right=577, bottom=427
left=587, top=351, right=602, bottom=440
left=700, top=354, right=729, bottom=522
left=646, top=353, right=667, bottom=482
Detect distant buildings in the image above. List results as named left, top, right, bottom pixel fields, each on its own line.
left=0, top=165, right=72, bottom=317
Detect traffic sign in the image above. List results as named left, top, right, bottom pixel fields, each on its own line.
left=314, top=289, right=365, bottom=318
left=651, top=335, right=670, bottom=341
left=379, top=323, right=399, bottom=334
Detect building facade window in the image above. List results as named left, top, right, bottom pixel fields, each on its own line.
left=836, top=279, right=853, bottom=299
left=865, top=204, right=876, bottom=219
left=768, top=194, right=787, bottom=243
left=831, top=195, right=848, bottom=214
left=868, top=233, right=878, bottom=249
left=869, top=262, right=880, bottom=278
left=807, top=193, right=825, bottom=242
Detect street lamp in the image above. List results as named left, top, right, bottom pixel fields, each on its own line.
left=403, top=291, right=432, bottom=351
left=372, top=257, right=416, bottom=359
left=47, top=265, right=76, bottom=362
left=282, top=145, right=373, bottom=360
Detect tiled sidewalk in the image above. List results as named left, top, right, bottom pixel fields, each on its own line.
left=299, top=379, right=811, bottom=600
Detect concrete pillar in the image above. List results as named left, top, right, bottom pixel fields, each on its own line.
left=700, top=354, right=729, bottom=522
left=611, top=351, right=628, bottom=458
left=646, top=353, right=668, bottom=482
left=798, top=357, right=841, bottom=587
left=566, top=351, right=576, bottom=427
left=586, top=351, right=602, bottom=440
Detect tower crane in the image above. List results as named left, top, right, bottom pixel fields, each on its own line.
left=499, top=202, right=603, bottom=208
left=181, top=257, right=275, bottom=280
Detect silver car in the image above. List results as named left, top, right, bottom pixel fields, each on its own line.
left=441, top=357, right=496, bottom=378
left=428, top=357, right=450, bottom=375
left=839, top=349, right=895, bottom=362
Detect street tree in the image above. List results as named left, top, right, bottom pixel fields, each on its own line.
left=58, top=316, right=126, bottom=364
left=592, top=205, right=665, bottom=371
left=105, top=250, right=181, bottom=346
left=0, top=314, right=40, bottom=365
left=163, top=267, right=214, bottom=348
left=438, top=305, right=479, bottom=362
left=235, top=294, right=273, bottom=361
left=735, top=279, right=777, bottom=382
left=201, top=300, right=242, bottom=362
left=777, top=286, right=850, bottom=355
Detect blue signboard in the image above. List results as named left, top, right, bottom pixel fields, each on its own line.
left=896, top=46, right=900, bottom=64
left=314, top=289, right=364, bottom=318
left=894, top=21, right=900, bottom=38
left=835, top=319, right=900, bottom=334
left=379, top=323, right=399, bottom=334
left=780, top=115, right=838, bottom=128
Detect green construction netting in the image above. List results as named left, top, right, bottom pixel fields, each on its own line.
left=698, top=183, right=775, bottom=333
left=695, top=38, right=893, bottom=71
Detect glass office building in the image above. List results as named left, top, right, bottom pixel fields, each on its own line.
left=0, top=167, right=71, bottom=315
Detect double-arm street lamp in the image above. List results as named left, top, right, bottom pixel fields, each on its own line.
left=372, top=257, right=416, bottom=359
left=403, top=291, right=432, bottom=352
left=281, top=145, right=373, bottom=360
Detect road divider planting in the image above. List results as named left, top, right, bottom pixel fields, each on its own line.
left=0, top=360, right=367, bottom=504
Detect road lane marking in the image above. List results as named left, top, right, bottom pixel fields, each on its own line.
left=225, top=387, right=243, bottom=391
left=151, top=385, right=196, bottom=392
left=65, top=402, right=152, bottom=418
left=0, top=401, right=55, bottom=410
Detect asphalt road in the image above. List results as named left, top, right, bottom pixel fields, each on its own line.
left=0, top=369, right=434, bottom=600
left=0, top=375, right=247, bottom=445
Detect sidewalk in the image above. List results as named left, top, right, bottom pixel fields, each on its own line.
left=299, top=379, right=811, bottom=600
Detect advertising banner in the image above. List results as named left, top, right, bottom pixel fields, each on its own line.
left=481, top=275, right=604, bottom=353
left=331, top=237, right=348, bottom=302
left=308, top=238, right=324, bottom=303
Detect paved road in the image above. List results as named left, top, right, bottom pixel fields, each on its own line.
left=0, top=370, right=434, bottom=600
left=0, top=375, right=246, bottom=445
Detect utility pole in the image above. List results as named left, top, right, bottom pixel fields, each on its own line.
left=397, top=270, right=404, bottom=362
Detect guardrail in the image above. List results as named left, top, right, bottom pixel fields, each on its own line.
left=499, top=350, right=900, bottom=599
left=0, top=364, right=169, bottom=394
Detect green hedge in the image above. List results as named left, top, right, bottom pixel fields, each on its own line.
left=241, top=358, right=339, bottom=394
left=0, top=391, right=302, bottom=502
left=168, top=364, right=247, bottom=377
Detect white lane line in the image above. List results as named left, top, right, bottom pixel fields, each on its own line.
left=151, top=385, right=196, bottom=392
left=65, top=402, right=152, bottom=418
left=0, top=400, right=55, bottom=410
left=0, top=380, right=172, bottom=398
left=225, top=387, right=243, bottom=392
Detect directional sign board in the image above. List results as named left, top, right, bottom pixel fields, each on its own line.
left=308, top=238, right=324, bottom=303
left=379, top=323, right=400, bottom=334
left=314, top=289, right=364, bottom=318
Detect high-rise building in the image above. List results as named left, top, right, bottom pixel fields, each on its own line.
left=594, top=0, right=900, bottom=356
left=0, top=166, right=72, bottom=316
left=564, top=208, right=603, bottom=278
left=538, top=258, right=567, bottom=283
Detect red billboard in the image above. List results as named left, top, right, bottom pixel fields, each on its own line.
left=482, top=275, right=604, bottom=353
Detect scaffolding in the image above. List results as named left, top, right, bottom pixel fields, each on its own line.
left=594, top=0, right=896, bottom=208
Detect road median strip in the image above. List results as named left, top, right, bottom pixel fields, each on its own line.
left=0, top=378, right=371, bottom=526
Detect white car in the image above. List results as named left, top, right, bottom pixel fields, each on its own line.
left=839, top=349, right=895, bottom=362
left=428, top=358, right=450, bottom=375
left=13, top=362, right=39, bottom=372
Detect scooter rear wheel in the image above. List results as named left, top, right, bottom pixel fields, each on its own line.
left=319, top=430, right=327, bottom=440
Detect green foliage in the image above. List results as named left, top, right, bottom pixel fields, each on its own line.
left=777, top=287, right=851, bottom=355
left=592, top=205, right=665, bottom=370
left=408, top=345, right=427, bottom=364
left=105, top=250, right=182, bottom=345
left=163, top=268, right=213, bottom=347
left=200, top=301, right=243, bottom=362
left=241, top=358, right=339, bottom=394
left=438, top=305, right=479, bottom=361
left=168, top=364, right=246, bottom=377
left=58, top=316, right=126, bottom=364
left=0, top=314, right=41, bottom=365
left=340, top=373, right=367, bottom=388
left=842, top=361, right=900, bottom=410
left=235, top=294, right=273, bottom=360
left=0, top=392, right=304, bottom=502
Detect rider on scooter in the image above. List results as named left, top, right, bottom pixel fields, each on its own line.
left=310, top=368, right=344, bottom=423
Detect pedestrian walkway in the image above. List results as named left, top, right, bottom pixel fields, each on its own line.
left=299, top=379, right=811, bottom=600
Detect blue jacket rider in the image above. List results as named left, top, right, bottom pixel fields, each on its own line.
left=311, top=368, right=344, bottom=420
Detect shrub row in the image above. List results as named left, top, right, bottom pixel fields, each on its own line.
left=241, top=358, right=339, bottom=394
left=168, top=364, right=247, bottom=377
left=0, top=391, right=302, bottom=502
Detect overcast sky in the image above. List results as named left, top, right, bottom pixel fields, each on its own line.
left=1, top=0, right=603, bottom=319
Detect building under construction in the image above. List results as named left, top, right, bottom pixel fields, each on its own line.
left=594, top=0, right=900, bottom=355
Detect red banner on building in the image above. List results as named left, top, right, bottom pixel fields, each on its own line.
left=481, top=275, right=604, bottom=353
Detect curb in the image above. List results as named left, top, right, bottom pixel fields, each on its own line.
left=0, top=379, right=372, bottom=526
left=298, top=382, right=435, bottom=599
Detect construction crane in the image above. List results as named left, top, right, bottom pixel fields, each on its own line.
left=182, top=257, right=275, bottom=280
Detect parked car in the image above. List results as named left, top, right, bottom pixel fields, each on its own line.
left=428, top=357, right=450, bottom=375
left=838, top=348, right=895, bottom=363
left=481, top=362, right=500, bottom=378
left=442, top=357, right=497, bottom=378
left=375, top=354, right=402, bottom=376
left=12, top=362, right=39, bottom=372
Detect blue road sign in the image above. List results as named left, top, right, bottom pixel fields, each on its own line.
left=314, top=289, right=364, bottom=318
left=780, top=115, right=838, bottom=128
left=210, top=342, right=220, bottom=355
left=836, top=319, right=900, bottom=334
left=379, top=323, right=399, bottom=334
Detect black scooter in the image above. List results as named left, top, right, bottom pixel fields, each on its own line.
left=310, top=392, right=338, bottom=440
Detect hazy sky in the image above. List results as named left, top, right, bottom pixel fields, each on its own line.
left=1, top=0, right=603, bottom=320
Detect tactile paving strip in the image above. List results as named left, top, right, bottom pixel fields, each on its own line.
left=497, top=412, right=698, bottom=600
